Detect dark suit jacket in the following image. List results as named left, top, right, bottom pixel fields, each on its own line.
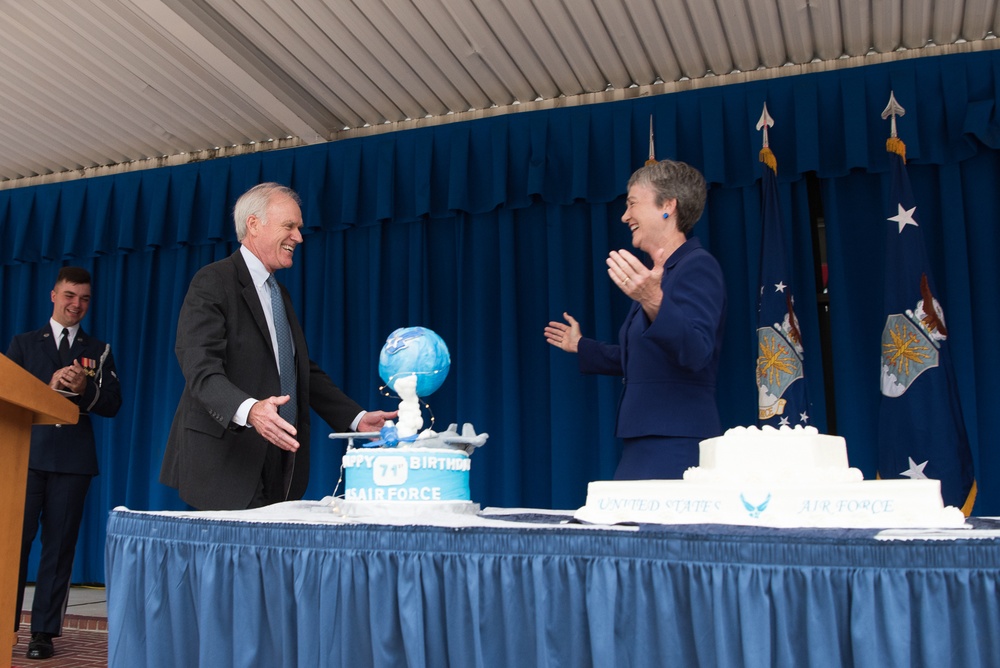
left=160, top=250, right=363, bottom=510
left=577, top=237, right=726, bottom=439
left=6, top=326, right=122, bottom=475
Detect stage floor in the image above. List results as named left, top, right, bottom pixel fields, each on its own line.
left=12, top=586, right=107, bottom=668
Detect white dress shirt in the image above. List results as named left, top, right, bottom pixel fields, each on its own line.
left=233, top=246, right=364, bottom=431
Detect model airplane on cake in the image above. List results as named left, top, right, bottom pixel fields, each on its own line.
left=330, top=422, right=488, bottom=455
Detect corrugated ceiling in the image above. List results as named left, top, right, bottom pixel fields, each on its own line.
left=1, top=0, right=997, bottom=189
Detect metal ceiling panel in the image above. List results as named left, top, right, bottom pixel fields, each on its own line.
left=959, top=0, right=995, bottom=40
left=900, top=0, right=933, bottom=49
left=683, top=0, right=734, bottom=76
left=715, top=0, right=763, bottom=73
left=465, top=0, right=555, bottom=101
left=389, top=0, right=492, bottom=113
left=777, top=0, right=818, bottom=64
left=580, top=3, right=640, bottom=89
left=871, top=0, right=903, bottom=53
left=0, top=0, right=997, bottom=188
left=561, top=0, right=631, bottom=89
left=593, top=1, right=655, bottom=85
left=745, top=0, right=790, bottom=68
left=531, top=0, right=607, bottom=93
left=501, top=0, right=582, bottom=94
left=929, top=2, right=959, bottom=46
left=624, top=0, right=682, bottom=84
left=660, top=0, right=710, bottom=78
left=232, top=0, right=398, bottom=124
left=810, top=0, right=846, bottom=61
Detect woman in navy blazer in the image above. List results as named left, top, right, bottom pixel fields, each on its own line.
left=545, top=160, right=726, bottom=480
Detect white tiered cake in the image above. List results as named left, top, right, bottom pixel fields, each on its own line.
left=574, top=425, right=966, bottom=528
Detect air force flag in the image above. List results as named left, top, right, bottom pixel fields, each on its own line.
left=755, top=138, right=810, bottom=427
left=877, top=101, right=975, bottom=510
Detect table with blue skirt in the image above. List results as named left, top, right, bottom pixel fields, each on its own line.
left=104, top=502, right=1000, bottom=668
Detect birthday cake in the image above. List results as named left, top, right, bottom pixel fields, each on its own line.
left=574, top=425, right=966, bottom=528
left=330, top=327, right=487, bottom=518
left=338, top=424, right=484, bottom=515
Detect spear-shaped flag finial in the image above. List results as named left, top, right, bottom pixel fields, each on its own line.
left=757, top=103, right=776, bottom=172
left=645, top=115, right=657, bottom=165
left=756, top=103, right=774, bottom=148
left=882, top=91, right=907, bottom=160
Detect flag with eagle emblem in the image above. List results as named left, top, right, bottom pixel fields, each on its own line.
left=877, top=131, right=975, bottom=510
left=755, top=145, right=811, bottom=427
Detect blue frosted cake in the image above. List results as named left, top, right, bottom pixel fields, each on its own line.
left=330, top=328, right=487, bottom=517
left=342, top=446, right=471, bottom=503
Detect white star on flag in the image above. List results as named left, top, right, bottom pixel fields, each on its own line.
left=773, top=281, right=787, bottom=292
left=888, top=203, right=919, bottom=233
left=779, top=416, right=790, bottom=426
left=900, top=457, right=929, bottom=479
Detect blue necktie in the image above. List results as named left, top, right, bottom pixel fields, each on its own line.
left=267, top=275, right=298, bottom=424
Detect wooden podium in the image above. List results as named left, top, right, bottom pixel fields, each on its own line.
left=0, top=354, right=78, bottom=665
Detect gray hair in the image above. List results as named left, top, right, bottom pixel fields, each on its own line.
left=233, top=183, right=301, bottom=242
left=626, top=160, right=707, bottom=235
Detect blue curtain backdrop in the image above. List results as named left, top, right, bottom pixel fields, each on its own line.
left=2, top=51, right=999, bottom=583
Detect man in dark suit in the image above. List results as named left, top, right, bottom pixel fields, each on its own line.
left=6, top=266, right=122, bottom=660
left=160, top=182, right=395, bottom=511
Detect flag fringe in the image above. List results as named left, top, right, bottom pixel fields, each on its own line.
left=886, top=136, right=907, bottom=162
left=759, top=147, right=777, bottom=173
left=961, top=480, right=978, bottom=517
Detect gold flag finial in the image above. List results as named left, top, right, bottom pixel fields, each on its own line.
left=882, top=91, right=907, bottom=161
left=756, top=103, right=777, bottom=173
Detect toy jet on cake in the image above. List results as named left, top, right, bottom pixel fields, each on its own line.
left=330, top=326, right=488, bottom=454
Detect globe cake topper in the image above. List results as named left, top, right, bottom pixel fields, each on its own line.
left=378, top=326, right=451, bottom=397
left=329, top=326, right=486, bottom=454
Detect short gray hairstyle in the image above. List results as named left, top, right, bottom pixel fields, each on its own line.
left=626, top=160, right=707, bottom=235
left=233, top=182, right=301, bottom=242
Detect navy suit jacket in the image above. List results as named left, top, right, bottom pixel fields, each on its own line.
left=577, top=237, right=726, bottom=439
left=160, top=250, right=363, bottom=510
left=6, top=326, right=122, bottom=475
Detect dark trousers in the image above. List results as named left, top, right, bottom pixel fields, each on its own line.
left=15, top=469, right=92, bottom=635
left=614, top=435, right=701, bottom=480
left=249, top=446, right=294, bottom=509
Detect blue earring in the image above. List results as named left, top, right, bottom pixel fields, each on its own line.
left=662, top=212, right=670, bottom=219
